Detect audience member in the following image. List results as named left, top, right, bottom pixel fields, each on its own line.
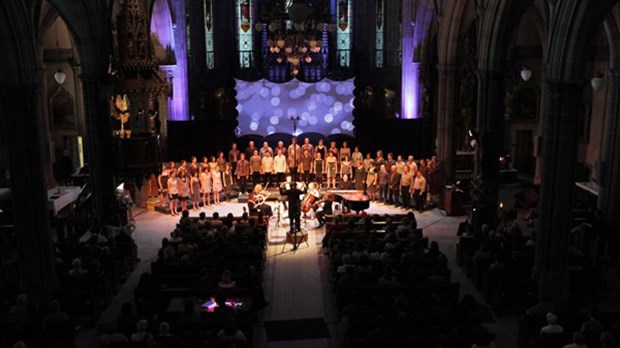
left=540, top=312, right=564, bottom=334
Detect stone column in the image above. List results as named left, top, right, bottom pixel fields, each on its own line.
left=436, top=64, right=459, bottom=184
left=533, top=80, right=585, bottom=305
left=80, top=74, right=115, bottom=221
left=475, top=69, right=505, bottom=226
left=0, top=84, right=58, bottom=302
left=598, top=69, right=620, bottom=230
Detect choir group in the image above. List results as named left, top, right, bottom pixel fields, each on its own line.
left=156, top=137, right=441, bottom=216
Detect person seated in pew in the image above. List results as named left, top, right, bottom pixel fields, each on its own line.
left=563, top=331, right=588, bottom=348
left=217, top=316, right=248, bottom=347
left=540, top=312, right=564, bottom=334
left=155, top=322, right=180, bottom=348
left=130, top=320, right=156, bottom=347
left=218, top=269, right=237, bottom=289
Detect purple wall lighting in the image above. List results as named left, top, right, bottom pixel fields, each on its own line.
left=151, top=0, right=189, bottom=121
left=401, top=0, right=425, bottom=120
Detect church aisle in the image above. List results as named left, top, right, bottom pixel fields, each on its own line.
left=255, top=220, right=339, bottom=348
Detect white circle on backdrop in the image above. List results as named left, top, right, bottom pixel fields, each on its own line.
left=336, top=84, right=347, bottom=95
left=324, top=113, right=333, bottom=123
left=270, top=97, right=280, bottom=106
left=334, top=102, right=343, bottom=112
left=274, top=108, right=283, bottom=117
left=317, top=94, right=326, bottom=102
left=251, top=113, right=261, bottom=121
left=299, top=119, right=308, bottom=127
left=308, top=115, right=318, bottom=125
left=267, top=126, right=276, bottom=134
left=307, top=102, right=317, bottom=111
left=340, top=121, right=349, bottom=129
left=270, top=116, right=280, bottom=125
left=325, top=96, right=335, bottom=105
left=250, top=122, right=259, bottom=131
left=271, top=85, right=281, bottom=96
left=331, top=128, right=341, bottom=134
left=301, top=112, right=310, bottom=120
left=259, top=88, right=270, bottom=98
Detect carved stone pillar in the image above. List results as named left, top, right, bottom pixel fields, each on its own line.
left=0, top=84, right=58, bottom=302
left=436, top=64, right=459, bottom=184
left=598, top=69, right=620, bottom=231
left=80, top=74, right=115, bottom=221
left=475, top=69, right=505, bottom=226
left=534, top=80, right=585, bottom=305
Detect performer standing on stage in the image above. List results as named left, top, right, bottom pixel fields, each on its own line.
left=287, top=137, right=301, bottom=180
left=274, top=149, right=287, bottom=184
left=280, top=176, right=306, bottom=237
left=312, top=151, right=324, bottom=187
left=212, top=165, right=223, bottom=205
left=261, top=150, right=274, bottom=186
left=301, top=137, right=314, bottom=159
left=326, top=151, right=338, bottom=189
left=235, top=153, right=250, bottom=194
left=228, top=143, right=240, bottom=173
left=158, top=162, right=169, bottom=208
left=300, top=149, right=313, bottom=183
left=249, top=149, right=262, bottom=186
left=200, top=165, right=212, bottom=207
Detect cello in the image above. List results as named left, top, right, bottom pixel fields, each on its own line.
left=301, top=182, right=319, bottom=213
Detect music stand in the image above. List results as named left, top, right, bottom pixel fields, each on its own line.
left=281, top=227, right=309, bottom=253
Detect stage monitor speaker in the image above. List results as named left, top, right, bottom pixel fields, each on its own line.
left=237, top=193, right=249, bottom=203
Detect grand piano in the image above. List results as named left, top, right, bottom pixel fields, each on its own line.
left=329, top=190, right=370, bottom=214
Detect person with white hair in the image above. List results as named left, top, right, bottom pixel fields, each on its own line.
left=540, top=312, right=564, bottom=334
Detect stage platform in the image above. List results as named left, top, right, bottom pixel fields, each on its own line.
left=145, top=197, right=447, bottom=246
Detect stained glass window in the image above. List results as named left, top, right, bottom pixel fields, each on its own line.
left=375, top=0, right=384, bottom=68
left=237, top=0, right=253, bottom=69
left=203, top=0, right=215, bottom=69
left=336, top=0, right=352, bottom=67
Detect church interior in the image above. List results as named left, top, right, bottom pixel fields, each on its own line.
left=1, top=0, right=620, bottom=347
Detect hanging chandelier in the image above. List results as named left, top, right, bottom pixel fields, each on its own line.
left=258, top=1, right=334, bottom=75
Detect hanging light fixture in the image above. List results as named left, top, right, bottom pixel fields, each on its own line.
left=261, top=1, right=328, bottom=76
left=53, top=18, right=66, bottom=85
left=591, top=73, right=605, bottom=91
left=520, top=66, right=532, bottom=82
left=54, top=68, right=66, bottom=85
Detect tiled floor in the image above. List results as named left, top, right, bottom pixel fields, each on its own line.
left=83, top=199, right=520, bottom=348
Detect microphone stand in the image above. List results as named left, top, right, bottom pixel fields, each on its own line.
left=290, top=116, right=300, bottom=182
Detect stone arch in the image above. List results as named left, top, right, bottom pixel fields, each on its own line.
left=436, top=0, right=475, bottom=66
left=544, top=0, right=617, bottom=81
left=0, top=1, right=40, bottom=86
left=45, top=0, right=116, bottom=217
left=477, top=0, right=536, bottom=72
